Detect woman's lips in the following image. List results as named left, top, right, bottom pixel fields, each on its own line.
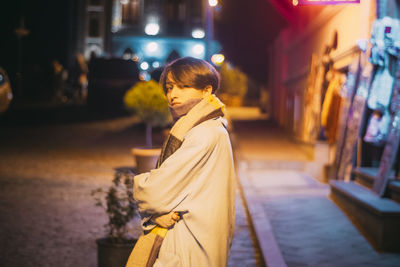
left=171, top=102, right=181, bottom=106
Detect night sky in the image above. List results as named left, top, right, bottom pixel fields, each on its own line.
left=216, top=0, right=288, bottom=83
left=1, top=0, right=72, bottom=80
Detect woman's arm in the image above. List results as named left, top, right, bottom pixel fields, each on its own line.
left=134, top=124, right=218, bottom=226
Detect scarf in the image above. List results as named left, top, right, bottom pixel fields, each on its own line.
left=169, top=98, right=202, bottom=120
left=157, top=94, right=226, bottom=167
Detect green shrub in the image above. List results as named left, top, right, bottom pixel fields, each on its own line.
left=124, top=80, right=171, bottom=147
left=91, top=169, right=136, bottom=243
left=219, top=62, right=248, bottom=97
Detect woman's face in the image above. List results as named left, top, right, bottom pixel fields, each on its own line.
left=165, top=73, right=211, bottom=106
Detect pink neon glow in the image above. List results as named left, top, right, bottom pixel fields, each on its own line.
left=297, top=0, right=360, bottom=5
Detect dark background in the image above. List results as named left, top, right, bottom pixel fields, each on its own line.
left=1, top=0, right=289, bottom=87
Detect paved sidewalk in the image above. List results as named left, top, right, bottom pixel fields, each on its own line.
left=0, top=111, right=261, bottom=267
left=233, top=119, right=400, bottom=267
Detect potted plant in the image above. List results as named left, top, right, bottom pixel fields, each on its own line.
left=92, top=168, right=137, bottom=267
left=123, top=80, right=172, bottom=173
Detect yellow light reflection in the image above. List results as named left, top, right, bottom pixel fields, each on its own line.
left=211, top=54, right=225, bottom=65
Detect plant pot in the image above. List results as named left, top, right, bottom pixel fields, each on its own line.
left=131, top=147, right=161, bottom=174
left=96, top=238, right=136, bottom=267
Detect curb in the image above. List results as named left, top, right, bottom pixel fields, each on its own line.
left=237, top=161, right=288, bottom=267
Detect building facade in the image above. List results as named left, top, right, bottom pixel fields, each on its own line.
left=267, top=0, right=400, bottom=251
left=74, top=0, right=220, bottom=73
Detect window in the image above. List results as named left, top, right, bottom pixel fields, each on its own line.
left=89, top=14, right=100, bottom=37
left=122, top=0, right=140, bottom=24
left=167, top=0, right=186, bottom=21
left=166, top=0, right=186, bottom=35
left=89, top=0, right=101, bottom=6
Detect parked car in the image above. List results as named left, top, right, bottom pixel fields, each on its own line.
left=0, top=67, right=12, bottom=114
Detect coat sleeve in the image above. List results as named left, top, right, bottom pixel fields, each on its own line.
left=133, top=125, right=218, bottom=227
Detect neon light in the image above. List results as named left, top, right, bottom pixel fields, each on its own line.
left=296, top=0, right=360, bottom=5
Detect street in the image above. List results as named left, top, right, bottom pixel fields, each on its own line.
left=0, top=108, right=261, bottom=267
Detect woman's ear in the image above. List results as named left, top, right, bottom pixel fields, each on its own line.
left=202, top=85, right=212, bottom=97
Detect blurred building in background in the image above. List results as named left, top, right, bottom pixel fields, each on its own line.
left=266, top=0, right=400, bottom=252
left=267, top=1, right=375, bottom=138
left=75, top=0, right=221, bottom=71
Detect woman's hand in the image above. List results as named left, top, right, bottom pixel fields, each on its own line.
left=153, top=211, right=180, bottom=228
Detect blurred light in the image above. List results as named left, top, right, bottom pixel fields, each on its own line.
left=122, top=53, right=131, bottom=60
left=139, top=71, right=151, bottom=81
left=192, top=44, right=205, bottom=55
left=145, top=23, right=160, bottom=35
left=132, top=54, right=139, bottom=62
left=292, top=0, right=298, bottom=6
left=152, top=61, right=160, bottom=68
left=146, top=42, right=159, bottom=53
left=192, top=29, right=205, bottom=39
left=120, top=0, right=129, bottom=5
left=140, top=62, right=149, bottom=70
left=8, top=92, right=13, bottom=100
left=211, top=54, right=225, bottom=65
left=208, top=0, right=218, bottom=7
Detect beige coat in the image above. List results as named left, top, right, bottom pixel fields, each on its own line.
left=134, top=118, right=236, bottom=267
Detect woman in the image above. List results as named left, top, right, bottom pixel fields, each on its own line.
left=133, top=57, right=236, bottom=266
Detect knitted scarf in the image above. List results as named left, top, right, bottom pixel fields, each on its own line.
left=169, top=98, right=202, bottom=121
left=157, top=94, right=225, bottom=167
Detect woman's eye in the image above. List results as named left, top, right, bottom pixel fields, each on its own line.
left=183, top=85, right=191, bottom=88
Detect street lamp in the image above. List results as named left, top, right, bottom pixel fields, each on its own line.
left=208, top=0, right=218, bottom=7
left=145, top=22, right=160, bottom=35
left=192, top=28, right=205, bottom=39
left=205, top=0, right=216, bottom=62
left=14, top=16, right=29, bottom=98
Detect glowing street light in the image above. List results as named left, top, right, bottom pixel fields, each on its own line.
left=192, top=28, right=205, bottom=39
left=140, top=62, right=149, bottom=70
left=192, top=44, right=205, bottom=55
left=146, top=42, right=159, bottom=53
left=208, top=0, right=218, bottom=7
left=211, top=54, right=225, bottom=65
left=145, top=23, right=160, bottom=35
left=152, top=61, right=160, bottom=68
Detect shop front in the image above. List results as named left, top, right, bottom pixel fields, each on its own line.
left=268, top=0, right=400, bottom=252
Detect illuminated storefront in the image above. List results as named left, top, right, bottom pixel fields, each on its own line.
left=268, top=1, right=375, bottom=139
left=268, top=0, right=400, bottom=251
left=79, top=0, right=221, bottom=72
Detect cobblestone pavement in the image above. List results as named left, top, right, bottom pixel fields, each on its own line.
left=0, top=114, right=260, bottom=267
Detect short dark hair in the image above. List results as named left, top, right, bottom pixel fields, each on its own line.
left=159, top=57, right=220, bottom=94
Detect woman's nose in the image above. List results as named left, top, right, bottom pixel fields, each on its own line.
left=170, top=87, right=179, bottom=99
